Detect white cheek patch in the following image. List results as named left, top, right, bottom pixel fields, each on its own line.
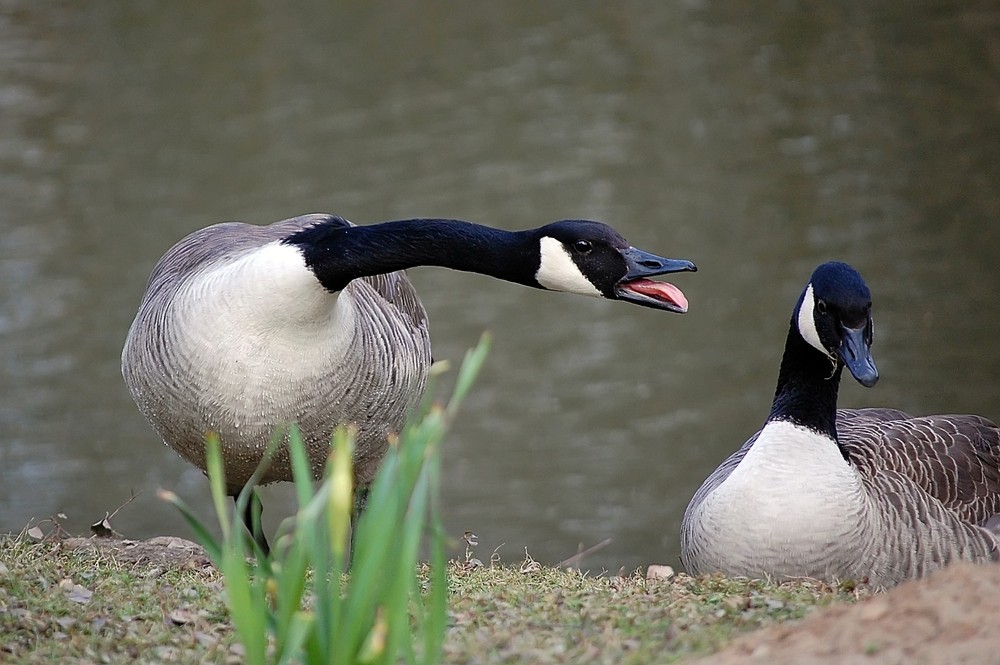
left=797, top=283, right=826, bottom=354
left=535, top=236, right=602, bottom=297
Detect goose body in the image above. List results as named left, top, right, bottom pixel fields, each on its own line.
left=680, top=262, right=1000, bottom=587
left=123, top=213, right=695, bottom=538
left=123, top=217, right=430, bottom=491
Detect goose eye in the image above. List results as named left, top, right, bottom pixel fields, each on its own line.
left=816, top=299, right=828, bottom=315
left=573, top=240, right=593, bottom=254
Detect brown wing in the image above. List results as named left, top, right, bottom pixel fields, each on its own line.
left=839, top=410, right=1000, bottom=525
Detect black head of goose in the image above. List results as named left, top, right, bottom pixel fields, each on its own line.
left=122, top=213, right=696, bottom=551
left=680, top=261, right=1000, bottom=588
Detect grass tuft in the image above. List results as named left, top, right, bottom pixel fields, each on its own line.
left=0, top=535, right=234, bottom=663
left=443, top=564, right=867, bottom=664
left=162, top=333, right=491, bottom=665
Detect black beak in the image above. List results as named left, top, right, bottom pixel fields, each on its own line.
left=836, top=322, right=878, bottom=387
left=613, top=248, right=697, bottom=313
left=621, top=248, right=698, bottom=281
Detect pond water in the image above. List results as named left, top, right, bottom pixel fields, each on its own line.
left=1, top=2, right=998, bottom=572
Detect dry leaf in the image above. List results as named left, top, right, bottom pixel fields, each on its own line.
left=90, top=513, right=120, bottom=539
left=168, top=609, right=194, bottom=625
left=462, top=557, right=484, bottom=570
left=66, top=584, right=93, bottom=605
left=519, top=553, right=541, bottom=574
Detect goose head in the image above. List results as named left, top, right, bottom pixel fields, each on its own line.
left=532, top=220, right=697, bottom=313
left=794, top=261, right=878, bottom=387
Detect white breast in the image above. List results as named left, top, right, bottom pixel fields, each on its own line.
left=173, top=242, right=353, bottom=380
left=684, top=420, right=871, bottom=580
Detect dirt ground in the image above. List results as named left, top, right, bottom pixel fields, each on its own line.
left=687, top=562, right=1000, bottom=665
left=61, top=535, right=213, bottom=569
left=60, top=538, right=1000, bottom=664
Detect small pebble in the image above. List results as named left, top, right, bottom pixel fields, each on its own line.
left=646, top=565, right=675, bottom=582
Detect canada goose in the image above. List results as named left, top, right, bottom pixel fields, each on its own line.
left=680, top=261, right=1000, bottom=588
left=123, top=212, right=696, bottom=551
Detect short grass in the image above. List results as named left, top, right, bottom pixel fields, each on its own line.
left=444, top=556, right=864, bottom=664
left=0, top=536, right=235, bottom=664
left=0, top=535, right=868, bottom=664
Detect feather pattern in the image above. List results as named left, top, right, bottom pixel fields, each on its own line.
left=839, top=409, right=1000, bottom=526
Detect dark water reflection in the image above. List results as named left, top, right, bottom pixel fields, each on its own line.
left=1, top=2, right=998, bottom=572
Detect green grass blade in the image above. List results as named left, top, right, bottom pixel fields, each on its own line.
left=327, top=426, right=354, bottom=565
left=385, top=463, right=432, bottom=664
left=336, top=474, right=400, bottom=658
left=447, top=332, right=491, bottom=416
left=276, top=610, right=314, bottom=665
left=219, top=546, right=267, bottom=665
left=156, top=489, right=222, bottom=563
left=232, top=427, right=287, bottom=559
left=272, top=543, right=309, bottom=659
left=275, top=611, right=316, bottom=665
left=288, top=423, right=315, bottom=509
left=422, top=441, right=447, bottom=665
left=269, top=425, right=320, bottom=658
left=203, top=433, right=232, bottom=543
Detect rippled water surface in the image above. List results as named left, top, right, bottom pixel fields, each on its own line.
left=1, top=2, right=998, bottom=571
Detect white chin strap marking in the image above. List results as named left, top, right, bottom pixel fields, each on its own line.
left=797, top=284, right=827, bottom=354
left=535, top=236, right=602, bottom=297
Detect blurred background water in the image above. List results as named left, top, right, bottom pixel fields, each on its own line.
left=1, top=1, right=998, bottom=572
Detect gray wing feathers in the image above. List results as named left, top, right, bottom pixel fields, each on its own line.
left=358, top=271, right=428, bottom=329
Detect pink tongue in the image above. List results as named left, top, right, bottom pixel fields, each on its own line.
left=626, top=279, right=688, bottom=310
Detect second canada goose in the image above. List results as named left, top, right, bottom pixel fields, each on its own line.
left=680, top=261, right=1000, bottom=588
left=123, top=212, right=696, bottom=550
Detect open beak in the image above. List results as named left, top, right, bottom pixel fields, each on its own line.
left=836, top=322, right=878, bottom=387
left=614, top=247, right=697, bottom=313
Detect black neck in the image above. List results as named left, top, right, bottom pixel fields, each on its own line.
left=286, top=219, right=541, bottom=293
left=767, top=319, right=843, bottom=443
